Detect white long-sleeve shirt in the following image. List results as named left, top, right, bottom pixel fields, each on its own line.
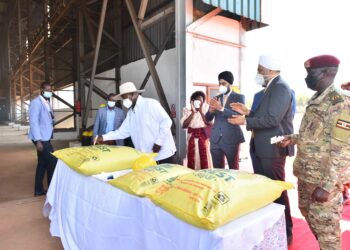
left=103, top=95, right=176, bottom=161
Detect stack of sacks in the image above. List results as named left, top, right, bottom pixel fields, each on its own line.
left=110, top=168, right=293, bottom=230
left=145, top=169, right=293, bottom=230
left=52, top=145, right=157, bottom=175
left=109, top=164, right=193, bottom=196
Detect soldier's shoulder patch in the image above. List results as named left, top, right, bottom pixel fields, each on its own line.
left=333, top=113, right=350, bottom=144
left=336, top=119, right=350, bottom=130
left=329, top=91, right=344, bottom=105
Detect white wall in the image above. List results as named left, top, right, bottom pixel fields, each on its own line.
left=120, top=49, right=177, bottom=108
left=185, top=14, right=244, bottom=106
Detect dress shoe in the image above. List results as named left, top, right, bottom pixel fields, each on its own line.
left=34, top=190, right=47, bottom=197
left=287, top=234, right=293, bottom=245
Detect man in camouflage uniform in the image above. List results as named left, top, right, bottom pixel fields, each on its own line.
left=279, top=55, right=350, bottom=250
left=341, top=82, right=350, bottom=206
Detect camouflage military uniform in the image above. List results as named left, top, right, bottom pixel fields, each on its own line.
left=291, top=84, right=350, bottom=250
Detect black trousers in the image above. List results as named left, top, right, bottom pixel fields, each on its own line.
left=210, top=142, right=240, bottom=170
left=32, top=140, right=57, bottom=193
left=157, top=155, right=174, bottom=165
left=250, top=146, right=293, bottom=237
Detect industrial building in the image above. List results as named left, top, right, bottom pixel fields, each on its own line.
left=0, top=0, right=266, bottom=248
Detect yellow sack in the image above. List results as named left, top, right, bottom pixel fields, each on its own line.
left=52, top=145, right=154, bottom=175
left=109, top=164, right=193, bottom=196
left=145, top=169, right=293, bottom=230
left=132, top=154, right=158, bottom=171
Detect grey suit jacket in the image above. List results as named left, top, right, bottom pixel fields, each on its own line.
left=246, top=76, right=295, bottom=158
left=205, top=91, right=245, bottom=146
left=93, top=106, right=125, bottom=145
left=28, top=96, right=54, bottom=141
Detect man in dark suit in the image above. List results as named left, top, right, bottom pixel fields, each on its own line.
left=228, top=55, right=294, bottom=244
left=93, top=93, right=125, bottom=145
left=205, top=71, right=245, bottom=169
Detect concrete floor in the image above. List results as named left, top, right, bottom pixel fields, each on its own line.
left=0, top=126, right=66, bottom=249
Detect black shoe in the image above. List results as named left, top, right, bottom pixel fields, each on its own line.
left=287, top=234, right=293, bottom=245
left=34, top=190, right=47, bottom=197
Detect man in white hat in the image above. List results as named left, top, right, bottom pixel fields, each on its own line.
left=96, top=82, right=176, bottom=163
left=228, top=55, right=295, bottom=244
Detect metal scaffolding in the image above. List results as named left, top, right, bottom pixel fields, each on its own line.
left=5, top=0, right=176, bottom=132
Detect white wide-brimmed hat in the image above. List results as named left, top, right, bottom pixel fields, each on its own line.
left=113, top=82, right=145, bottom=100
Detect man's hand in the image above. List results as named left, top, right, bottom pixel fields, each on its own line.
left=36, top=141, right=44, bottom=152
left=209, top=98, right=223, bottom=112
left=277, top=136, right=293, bottom=148
left=341, top=82, right=350, bottom=91
left=230, top=102, right=249, bottom=115
left=312, top=187, right=330, bottom=203
left=227, top=115, right=246, bottom=125
left=152, top=144, right=161, bottom=153
left=95, top=135, right=104, bottom=145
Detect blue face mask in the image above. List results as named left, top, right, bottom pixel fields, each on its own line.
left=43, top=91, right=53, bottom=99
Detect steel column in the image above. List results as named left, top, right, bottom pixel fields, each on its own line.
left=82, top=0, right=108, bottom=129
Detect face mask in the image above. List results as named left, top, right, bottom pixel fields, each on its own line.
left=219, top=85, right=228, bottom=94
left=122, top=98, right=133, bottom=109
left=107, top=101, right=115, bottom=108
left=43, top=91, right=52, bottom=99
left=305, top=74, right=320, bottom=90
left=256, top=73, right=271, bottom=87
left=255, top=73, right=265, bottom=86
left=193, top=100, right=201, bottom=109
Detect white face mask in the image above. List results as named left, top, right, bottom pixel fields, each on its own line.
left=107, top=101, right=115, bottom=108
left=193, top=100, right=201, bottom=109
left=255, top=73, right=266, bottom=86
left=219, top=85, right=228, bottom=94
left=43, top=91, right=52, bottom=99
left=122, top=98, right=133, bottom=109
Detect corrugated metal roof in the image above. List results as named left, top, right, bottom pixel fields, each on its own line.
left=201, top=0, right=261, bottom=22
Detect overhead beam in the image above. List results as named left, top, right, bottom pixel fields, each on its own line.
left=186, top=7, right=221, bottom=32
left=138, top=0, right=148, bottom=21
left=141, top=2, right=175, bottom=30
left=125, top=0, right=173, bottom=123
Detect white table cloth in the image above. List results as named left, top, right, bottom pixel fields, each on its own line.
left=44, top=160, right=287, bottom=250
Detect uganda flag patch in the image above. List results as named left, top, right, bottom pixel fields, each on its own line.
left=336, top=119, right=350, bottom=130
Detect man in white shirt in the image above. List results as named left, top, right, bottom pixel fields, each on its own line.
left=96, top=82, right=176, bottom=164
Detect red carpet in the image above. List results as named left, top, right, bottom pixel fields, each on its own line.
left=342, top=204, right=350, bottom=221
left=288, top=204, right=350, bottom=250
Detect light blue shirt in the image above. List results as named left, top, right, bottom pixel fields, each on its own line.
left=105, top=108, right=116, bottom=133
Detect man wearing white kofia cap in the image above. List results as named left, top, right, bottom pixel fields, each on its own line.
left=96, top=82, right=176, bottom=163
left=228, top=54, right=295, bottom=244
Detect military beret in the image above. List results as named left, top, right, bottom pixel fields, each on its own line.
left=304, top=55, right=340, bottom=69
